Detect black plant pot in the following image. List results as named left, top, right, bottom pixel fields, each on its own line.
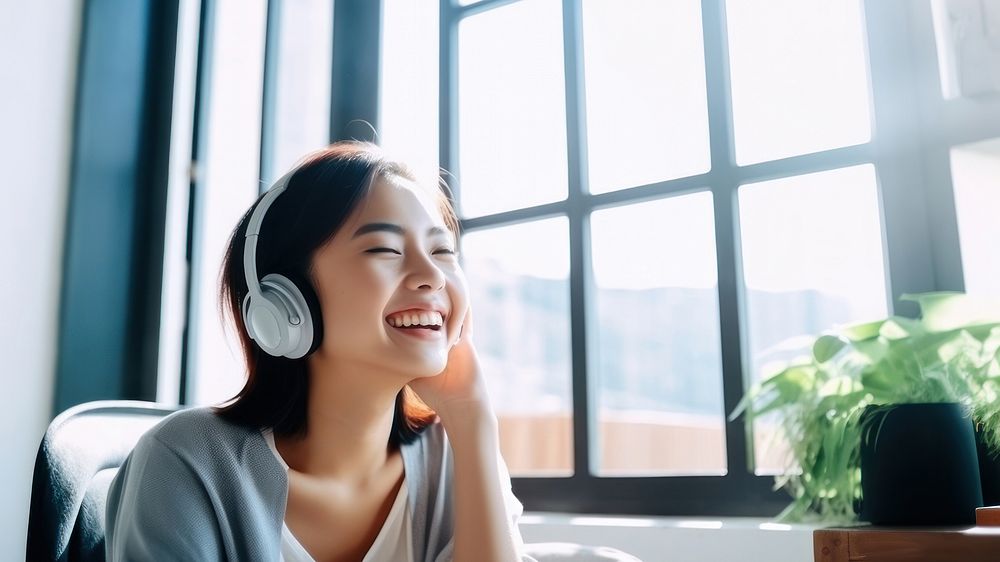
left=975, top=424, right=1000, bottom=506
left=859, top=402, right=983, bottom=526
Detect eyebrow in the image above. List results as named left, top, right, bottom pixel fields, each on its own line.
left=351, top=222, right=450, bottom=239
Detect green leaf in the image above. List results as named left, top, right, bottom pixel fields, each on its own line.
left=815, top=390, right=868, bottom=417
left=902, top=292, right=1000, bottom=332
left=849, top=337, right=890, bottom=365
left=817, top=376, right=861, bottom=398
left=860, top=366, right=900, bottom=401
left=813, top=335, right=848, bottom=364
left=729, top=364, right=816, bottom=421
left=839, top=319, right=885, bottom=342
left=878, top=317, right=925, bottom=340
left=984, top=327, right=1000, bottom=357
left=938, top=330, right=983, bottom=364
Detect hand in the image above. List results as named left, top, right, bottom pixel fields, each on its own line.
left=407, top=307, right=495, bottom=424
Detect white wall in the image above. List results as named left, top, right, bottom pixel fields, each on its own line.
left=0, top=1, right=81, bottom=555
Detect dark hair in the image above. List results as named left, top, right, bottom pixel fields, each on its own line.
left=212, top=141, right=459, bottom=446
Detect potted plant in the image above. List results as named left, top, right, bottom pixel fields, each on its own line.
left=730, top=292, right=1000, bottom=524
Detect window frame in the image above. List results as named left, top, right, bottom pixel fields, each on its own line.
left=434, top=0, right=995, bottom=516
left=72, top=0, right=998, bottom=518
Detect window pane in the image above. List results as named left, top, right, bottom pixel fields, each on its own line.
left=268, top=0, right=333, bottom=181
left=458, top=0, right=568, bottom=217
left=381, top=0, right=439, bottom=188
left=951, top=138, right=1000, bottom=298
left=726, top=0, right=872, bottom=165
left=591, top=193, right=726, bottom=475
left=191, top=0, right=267, bottom=406
left=462, top=218, right=573, bottom=476
left=931, top=0, right=1000, bottom=100
left=738, top=164, right=888, bottom=473
left=157, top=0, right=201, bottom=404
left=582, top=0, right=710, bottom=194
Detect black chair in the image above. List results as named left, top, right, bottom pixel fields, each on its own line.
left=26, top=400, right=182, bottom=562
left=26, top=400, right=644, bottom=562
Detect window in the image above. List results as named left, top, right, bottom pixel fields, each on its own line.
left=582, top=0, right=710, bottom=193
left=263, top=0, right=333, bottom=183
left=457, top=0, right=568, bottom=217
left=148, top=0, right=1000, bottom=517
left=738, top=165, right=888, bottom=473
left=463, top=219, right=574, bottom=475
left=590, top=192, right=726, bottom=476
left=183, top=0, right=333, bottom=407
left=187, top=0, right=268, bottom=406
left=380, top=0, right=439, bottom=188
left=726, top=0, right=872, bottom=164
left=950, top=139, right=1000, bottom=298
left=429, top=0, right=892, bottom=515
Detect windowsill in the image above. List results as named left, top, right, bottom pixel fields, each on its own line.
left=520, top=512, right=820, bottom=562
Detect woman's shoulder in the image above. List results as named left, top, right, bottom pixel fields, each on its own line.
left=106, top=406, right=283, bottom=559
left=132, top=405, right=268, bottom=465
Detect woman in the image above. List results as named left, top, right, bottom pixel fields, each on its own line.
left=104, top=141, right=534, bottom=561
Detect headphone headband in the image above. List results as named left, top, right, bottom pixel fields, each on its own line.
left=244, top=170, right=295, bottom=300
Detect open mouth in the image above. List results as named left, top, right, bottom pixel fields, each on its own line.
left=390, top=323, right=441, bottom=331
left=385, top=310, right=445, bottom=334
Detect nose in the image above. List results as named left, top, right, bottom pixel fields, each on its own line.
left=405, top=249, right=446, bottom=292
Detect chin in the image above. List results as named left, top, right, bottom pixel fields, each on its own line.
left=410, top=361, right=448, bottom=378
left=400, top=356, right=448, bottom=378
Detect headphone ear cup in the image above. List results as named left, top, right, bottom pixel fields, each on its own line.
left=250, top=273, right=315, bottom=359
left=280, top=271, right=324, bottom=356
left=242, top=290, right=286, bottom=354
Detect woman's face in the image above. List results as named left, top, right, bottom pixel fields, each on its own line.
left=309, top=174, right=468, bottom=379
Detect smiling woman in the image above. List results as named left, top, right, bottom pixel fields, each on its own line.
left=101, top=141, right=542, bottom=561
left=216, top=142, right=463, bottom=442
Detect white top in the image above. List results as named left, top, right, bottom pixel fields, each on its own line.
left=261, top=428, right=414, bottom=562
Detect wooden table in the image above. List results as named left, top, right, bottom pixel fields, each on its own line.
left=815, top=526, right=1000, bottom=561
left=815, top=521, right=1000, bottom=561
left=815, top=507, right=1000, bottom=561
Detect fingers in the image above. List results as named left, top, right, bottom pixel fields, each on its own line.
left=464, top=306, right=474, bottom=340
left=453, top=305, right=472, bottom=347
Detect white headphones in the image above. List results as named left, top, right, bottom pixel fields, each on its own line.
left=241, top=170, right=319, bottom=359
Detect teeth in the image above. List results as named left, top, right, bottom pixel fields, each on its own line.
left=387, top=310, right=443, bottom=328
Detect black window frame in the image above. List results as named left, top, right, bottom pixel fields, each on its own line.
left=434, top=0, right=986, bottom=516
left=55, top=0, right=1000, bottom=518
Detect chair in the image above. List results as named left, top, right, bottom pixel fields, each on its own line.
left=26, top=400, right=641, bottom=562
left=26, top=400, right=182, bottom=561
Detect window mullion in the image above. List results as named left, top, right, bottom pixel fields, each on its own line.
left=700, top=0, right=754, bottom=481
left=329, top=0, right=382, bottom=142
left=561, top=0, right=595, bottom=481
left=180, top=0, right=217, bottom=406
left=258, top=0, right=281, bottom=190
left=439, top=0, right=460, bottom=212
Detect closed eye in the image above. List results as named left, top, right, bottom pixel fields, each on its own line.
left=366, top=247, right=401, bottom=255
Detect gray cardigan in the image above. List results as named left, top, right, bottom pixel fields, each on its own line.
left=104, top=406, right=535, bottom=561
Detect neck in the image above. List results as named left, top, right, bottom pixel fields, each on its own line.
left=274, top=353, right=407, bottom=487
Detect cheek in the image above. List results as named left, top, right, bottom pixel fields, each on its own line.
left=321, top=277, right=391, bottom=338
